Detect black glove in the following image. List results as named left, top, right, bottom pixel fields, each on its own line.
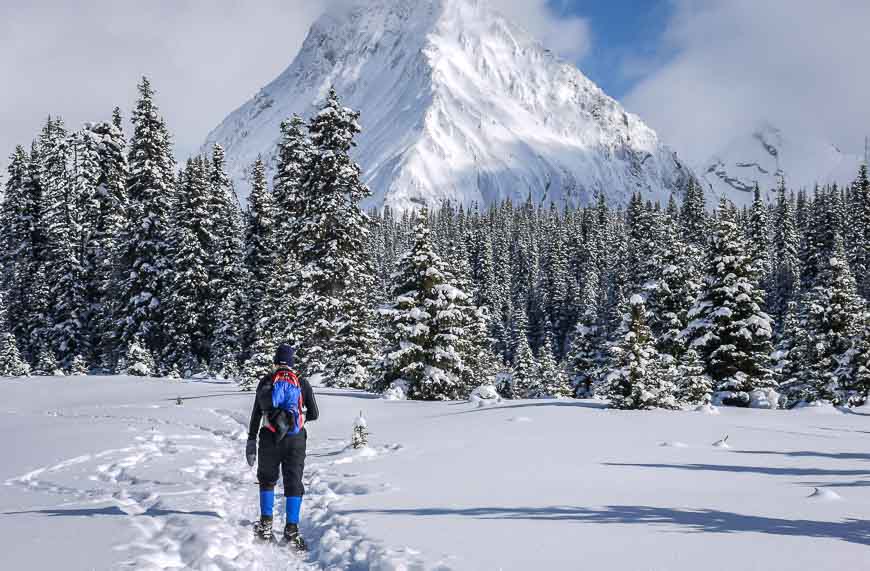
left=245, top=439, right=257, bottom=467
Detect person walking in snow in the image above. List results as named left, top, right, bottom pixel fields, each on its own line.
left=246, top=344, right=319, bottom=550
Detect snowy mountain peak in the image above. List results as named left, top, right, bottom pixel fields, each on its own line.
left=701, top=121, right=861, bottom=206
left=204, top=0, right=694, bottom=210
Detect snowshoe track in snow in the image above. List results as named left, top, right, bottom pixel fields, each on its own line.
left=5, top=404, right=426, bottom=570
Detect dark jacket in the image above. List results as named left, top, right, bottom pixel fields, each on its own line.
left=248, top=369, right=319, bottom=441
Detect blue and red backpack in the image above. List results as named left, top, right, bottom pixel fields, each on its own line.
left=270, top=369, right=305, bottom=435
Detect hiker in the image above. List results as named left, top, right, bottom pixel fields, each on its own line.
left=246, top=344, right=319, bottom=550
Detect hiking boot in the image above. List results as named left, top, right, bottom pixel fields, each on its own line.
left=253, top=516, right=274, bottom=542
left=283, top=523, right=308, bottom=552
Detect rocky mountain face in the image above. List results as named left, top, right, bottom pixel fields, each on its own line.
left=204, top=0, right=695, bottom=211
left=701, top=122, right=862, bottom=206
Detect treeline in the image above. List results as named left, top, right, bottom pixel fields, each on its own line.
left=0, top=77, right=868, bottom=408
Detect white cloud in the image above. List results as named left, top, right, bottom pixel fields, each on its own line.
left=0, top=0, right=586, bottom=168
left=624, top=0, right=870, bottom=166
left=489, top=0, right=590, bottom=59
left=0, top=0, right=325, bottom=163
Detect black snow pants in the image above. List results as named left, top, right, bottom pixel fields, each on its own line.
left=257, top=426, right=307, bottom=497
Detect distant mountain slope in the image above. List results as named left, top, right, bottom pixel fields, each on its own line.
left=204, top=0, right=694, bottom=211
left=701, top=122, right=862, bottom=206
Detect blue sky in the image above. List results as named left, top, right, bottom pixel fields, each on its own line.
left=552, top=0, right=674, bottom=97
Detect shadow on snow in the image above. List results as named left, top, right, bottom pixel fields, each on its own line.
left=2, top=506, right=221, bottom=518
left=339, top=505, right=869, bottom=546
left=602, top=462, right=870, bottom=478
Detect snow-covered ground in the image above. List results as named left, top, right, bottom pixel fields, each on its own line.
left=1, top=376, right=867, bottom=570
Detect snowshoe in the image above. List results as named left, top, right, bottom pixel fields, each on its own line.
left=253, top=516, right=274, bottom=542
left=283, top=524, right=308, bottom=552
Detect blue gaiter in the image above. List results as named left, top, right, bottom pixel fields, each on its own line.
left=259, top=490, right=275, bottom=517
left=286, top=496, right=302, bottom=524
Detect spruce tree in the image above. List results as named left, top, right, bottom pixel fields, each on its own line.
left=273, top=114, right=311, bottom=220
left=534, top=334, right=572, bottom=398
left=675, top=348, right=712, bottom=405
left=378, top=208, right=478, bottom=400
left=509, top=313, right=537, bottom=399
left=116, top=77, right=176, bottom=358
left=848, top=164, right=870, bottom=298
left=208, top=144, right=246, bottom=374
left=33, top=346, right=63, bottom=376
left=0, top=334, right=29, bottom=377
left=784, top=235, right=865, bottom=405
left=771, top=180, right=800, bottom=318
left=0, top=146, right=43, bottom=358
left=242, top=159, right=278, bottom=351
left=0, top=295, right=29, bottom=377
left=69, top=355, right=89, bottom=376
left=40, top=117, right=88, bottom=366
left=652, top=216, right=701, bottom=358
left=605, top=295, right=677, bottom=410
left=684, top=198, right=775, bottom=406
left=680, top=179, right=708, bottom=251
left=566, top=268, right=604, bottom=397
left=162, top=159, right=211, bottom=372
left=747, top=184, right=772, bottom=291
left=286, top=90, right=378, bottom=385
left=78, top=116, right=129, bottom=367
left=123, top=338, right=156, bottom=377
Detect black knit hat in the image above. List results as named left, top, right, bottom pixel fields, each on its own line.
left=273, top=344, right=295, bottom=366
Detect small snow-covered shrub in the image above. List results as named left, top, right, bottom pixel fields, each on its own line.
left=749, top=388, right=781, bottom=409
left=352, top=412, right=368, bottom=449
left=694, top=403, right=721, bottom=415
left=470, top=383, right=502, bottom=407
left=383, top=379, right=409, bottom=401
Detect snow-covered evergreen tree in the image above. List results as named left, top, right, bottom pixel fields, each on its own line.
left=207, top=144, right=246, bottom=374
left=162, top=158, right=211, bottom=371
left=272, top=114, right=311, bottom=220
left=509, top=319, right=537, bottom=398
left=0, top=333, right=29, bottom=377
left=747, top=184, right=772, bottom=291
left=534, top=335, right=572, bottom=398
left=242, top=158, right=277, bottom=338
left=770, top=179, right=800, bottom=319
left=848, top=164, right=870, bottom=299
left=69, top=354, right=89, bottom=376
left=116, top=77, right=176, bottom=358
left=675, top=348, right=712, bottom=405
left=286, top=90, right=378, bottom=385
left=683, top=198, right=775, bottom=406
left=605, top=295, right=677, bottom=410
left=783, top=234, right=866, bottom=406
left=123, top=338, right=156, bottom=377
left=680, top=178, right=708, bottom=251
left=566, top=267, right=604, bottom=397
left=0, top=294, right=29, bottom=377
left=40, top=117, right=88, bottom=366
left=33, top=346, right=63, bottom=376
left=378, top=207, right=478, bottom=400
left=78, top=115, right=129, bottom=367
left=652, top=216, right=702, bottom=358
left=0, top=146, right=44, bottom=359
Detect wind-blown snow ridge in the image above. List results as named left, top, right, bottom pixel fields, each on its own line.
left=204, top=0, right=694, bottom=211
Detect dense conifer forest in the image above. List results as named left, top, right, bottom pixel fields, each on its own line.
left=1, top=78, right=868, bottom=408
